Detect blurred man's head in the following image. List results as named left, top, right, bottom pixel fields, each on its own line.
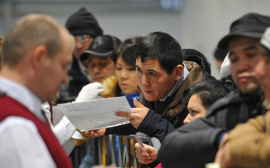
left=2, top=14, right=73, bottom=102
left=255, top=27, right=270, bottom=100
left=217, top=13, right=270, bottom=96
left=65, top=7, right=103, bottom=59
left=136, top=32, right=184, bottom=101
left=80, top=35, right=121, bottom=83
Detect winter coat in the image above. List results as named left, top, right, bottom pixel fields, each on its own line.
left=158, top=90, right=265, bottom=168
left=219, top=100, right=270, bottom=168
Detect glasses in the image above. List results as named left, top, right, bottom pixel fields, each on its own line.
left=75, top=34, right=91, bottom=43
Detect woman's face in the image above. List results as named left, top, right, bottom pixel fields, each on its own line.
left=184, top=94, right=208, bottom=124
left=115, top=55, right=138, bottom=94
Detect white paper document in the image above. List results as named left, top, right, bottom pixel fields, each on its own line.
left=57, top=96, right=132, bottom=131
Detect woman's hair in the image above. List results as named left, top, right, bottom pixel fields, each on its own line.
left=111, top=36, right=143, bottom=67
left=190, top=79, right=230, bottom=109
left=109, top=36, right=143, bottom=96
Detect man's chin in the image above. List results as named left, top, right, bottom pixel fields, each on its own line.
left=240, top=83, right=260, bottom=96
left=94, top=78, right=104, bottom=83
left=144, top=94, right=157, bottom=102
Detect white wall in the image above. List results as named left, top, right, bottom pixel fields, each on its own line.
left=1, top=0, right=270, bottom=78
left=177, top=0, right=270, bottom=77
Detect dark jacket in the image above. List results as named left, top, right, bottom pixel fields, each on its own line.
left=56, top=57, right=90, bottom=104
left=158, top=90, right=265, bottom=168
left=105, top=61, right=205, bottom=142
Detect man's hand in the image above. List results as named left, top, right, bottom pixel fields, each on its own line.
left=115, top=98, right=149, bottom=129
left=85, top=128, right=106, bottom=138
left=215, top=142, right=234, bottom=168
left=135, top=143, right=158, bottom=164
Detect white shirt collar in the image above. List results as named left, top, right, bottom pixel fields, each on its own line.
left=0, top=77, right=45, bottom=122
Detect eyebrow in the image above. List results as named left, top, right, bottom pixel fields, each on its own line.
left=229, top=45, right=258, bottom=56
left=135, top=63, right=159, bottom=74
left=188, top=106, right=201, bottom=111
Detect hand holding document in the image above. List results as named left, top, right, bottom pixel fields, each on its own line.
left=57, top=96, right=132, bottom=131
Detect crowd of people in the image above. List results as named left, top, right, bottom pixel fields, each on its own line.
left=1, top=6, right=270, bottom=168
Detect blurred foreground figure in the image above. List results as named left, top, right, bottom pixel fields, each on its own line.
left=0, top=14, right=73, bottom=168
left=215, top=27, right=270, bottom=168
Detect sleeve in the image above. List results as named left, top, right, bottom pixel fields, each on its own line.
left=137, top=109, right=175, bottom=142
left=53, top=116, right=77, bottom=145
left=0, top=117, right=56, bottom=168
left=220, top=113, right=270, bottom=168
left=158, top=117, right=225, bottom=168
left=105, top=123, right=137, bottom=135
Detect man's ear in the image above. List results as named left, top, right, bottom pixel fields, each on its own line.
left=174, top=64, right=184, bottom=81
left=30, top=45, right=47, bottom=70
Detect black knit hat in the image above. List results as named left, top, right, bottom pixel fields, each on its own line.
left=218, top=13, right=270, bottom=48
left=65, top=7, right=103, bottom=38
left=80, top=35, right=121, bottom=61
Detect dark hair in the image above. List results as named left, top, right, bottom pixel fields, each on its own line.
left=136, top=32, right=183, bottom=74
left=214, top=47, right=228, bottom=61
left=111, top=36, right=143, bottom=97
left=111, top=36, right=143, bottom=67
left=190, top=79, right=230, bottom=109
left=182, top=48, right=211, bottom=75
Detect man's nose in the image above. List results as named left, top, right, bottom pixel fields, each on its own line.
left=141, top=74, right=149, bottom=86
left=237, top=58, right=250, bottom=73
left=92, top=66, right=101, bottom=74
left=75, top=41, right=83, bottom=49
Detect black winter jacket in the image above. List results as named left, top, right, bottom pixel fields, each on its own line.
left=159, top=90, right=265, bottom=168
